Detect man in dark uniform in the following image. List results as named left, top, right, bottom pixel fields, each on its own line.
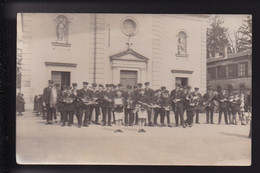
left=160, top=90, right=172, bottom=127
left=184, top=86, right=196, bottom=127
left=170, top=84, right=186, bottom=128
left=133, top=83, right=143, bottom=124
left=217, top=88, right=229, bottom=124
left=124, top=85, right=135, bottom=126
left=153, top=89, right=163, bottom=126
left=76, top=82, right=92, bottom=128
left=101, top=84, right=114, bottom=126
left=61, top=86, right=76, bottom=127
left=88, top=83, right=101, bottom=125
left=203, top=88, right=216, bottom=124
left=161, top=86, right=166, bottom=94
left=42, top=80, right=55, bottom=125
left=71, top=83, right=78, bottom=124
left=191, top=87, right=202, bottom=124
left=55, top=83, right=63, bottom=122
left=144, top=82, right=154, bottom=126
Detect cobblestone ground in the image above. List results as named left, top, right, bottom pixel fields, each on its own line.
left=16, top=111, right=251, bottom=165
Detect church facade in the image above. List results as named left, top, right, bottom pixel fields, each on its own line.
left=18, top=13, right=208, bottom=109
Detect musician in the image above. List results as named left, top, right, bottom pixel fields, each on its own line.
left=61, top=86, right=76, bottom=126
left=124, top=85, right=135, bottom=126
left=191, top=87, right=202, bottom=124
left=42, top=80, right=56, bottom=125
left=55, top=83, right=64, bottom=122
left=170, top=83, right=186, bottom=128
left=217, top=88, right=229, bottom=125
left=98, top=84, right=105, bottom=123
left=133, top=83, right=143, bottom=125
left=113, top=90, right=125, bottom=133
left=230, top=93, right=241, bottom=125
left=88, top=83, right=101, bottom=125
left=227, top=91, right=234, bottom=124
left=161, top=86, right=166, bottom=93
left=184, top=86, right=196, bottom=127
left=203, top=88, right=216, bottom=124
left=71, top=83, right=78, bottom=124
left=153, top=89, right=163, bottom=126
left=135, top=89, right=149, bottom=133
left=76, top=82, right=92, bottom=128
left=144, top=82, right=154, bottom=126
left=101, top=84, right=114, bottom=126
left=240, top=93, right=246, bottom=125
left=160, top=90, right=172, bottom=127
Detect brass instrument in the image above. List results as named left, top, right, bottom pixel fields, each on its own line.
left=62, top=90, right=75, bottom=104
left=81, top=96, right=94, bottom=106
left=163, top=106, right=171, bottom=112
left=104, top=95, right=113, bottom=103
left=63, top=98, right=75, bottom=104
left=203, top=92, right=216, bottom=108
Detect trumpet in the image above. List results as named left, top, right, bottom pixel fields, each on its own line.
left=104, top=95, right=113, bottom=102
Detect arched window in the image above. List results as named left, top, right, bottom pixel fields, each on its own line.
left=177, top=31, right=187, bottom=55
left=55, top=15, right=69, bottom=44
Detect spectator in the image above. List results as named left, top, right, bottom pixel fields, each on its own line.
left=33, top=95, right=41, bottom=116
left=16, top=93, right=25, bottom=116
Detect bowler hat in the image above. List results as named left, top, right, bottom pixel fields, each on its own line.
left=92, top=83, right=97, bottom=87
left=83, top=82, right=88, bottom=85
left=144, top=82, right=150, bottom=85
left=48, top=80, right=54, bottom=84
left=72, top=83, right=77, bottom=87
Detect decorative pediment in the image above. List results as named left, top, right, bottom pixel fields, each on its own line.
left=110, top=49, right=149, bottom=62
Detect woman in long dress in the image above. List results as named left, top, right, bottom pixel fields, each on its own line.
left=113, top=90, right=125, bottom=133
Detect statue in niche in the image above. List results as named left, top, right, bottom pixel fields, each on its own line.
left=56, top=15, right=68, bottom=43
left=177, top=32, right=186, bottom=55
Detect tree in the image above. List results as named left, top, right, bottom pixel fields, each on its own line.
left=237, top=16, right=252, bottom=52
left=207, top=16, right=230, bottom=58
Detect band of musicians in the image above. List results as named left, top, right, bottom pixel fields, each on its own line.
left=35, top=80, right=251, bottom=133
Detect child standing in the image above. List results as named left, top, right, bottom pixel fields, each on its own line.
left=113, top=90, right=125, bottom=133
left=135, top=89, right=149, bottom=133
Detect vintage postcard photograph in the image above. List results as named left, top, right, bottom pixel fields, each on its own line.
left=16, top=13, right=252, bottom=165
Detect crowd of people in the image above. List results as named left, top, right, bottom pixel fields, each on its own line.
left=32, top=80, right=252, bottom=133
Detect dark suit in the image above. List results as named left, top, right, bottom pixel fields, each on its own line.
left=76, top=88, right=93, bottom=126
left=191, top=92, right=202, bottom=123
left=217, top=93, right=228, bottom=124
left=203, top=93, right=215, bottom=124
left=170, top=89, right=186, bottom=127
left=88, top=89, right=101, bottom=123
left=42, top=87, right=55, bottom=122
left=124, top=90, right=135, bottom=126
left=100, top=90, right=114, bottom=126
left=144, top=88, right=154, bottom=125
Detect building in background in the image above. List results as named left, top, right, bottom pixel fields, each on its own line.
left=207, top=50, right=252, bottom=95
left=18, top=13, right=208, bottom=109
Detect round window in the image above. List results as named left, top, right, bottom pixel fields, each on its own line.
left=121, top=17, right=138, bottom=37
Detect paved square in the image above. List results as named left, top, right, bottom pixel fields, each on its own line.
left=16, top=111, right=251, bottom=165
